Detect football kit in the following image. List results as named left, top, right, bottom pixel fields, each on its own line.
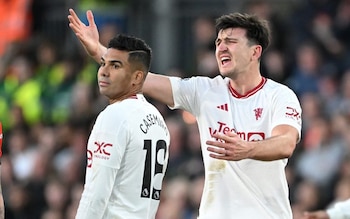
left=169, top=75, right=302, bottom=219
left=326, top=199, right=350, bottom=219
left=76, top=94, right=170, bottom=219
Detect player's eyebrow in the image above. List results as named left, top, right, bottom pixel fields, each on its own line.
left=215, top=36, right=237, bottom=45
left=101, top=56, right=123, bottom=65
left=109, top=60, right=123, bottom=65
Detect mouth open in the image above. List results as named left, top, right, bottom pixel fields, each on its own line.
left=221, top=56, right=231, bottom=66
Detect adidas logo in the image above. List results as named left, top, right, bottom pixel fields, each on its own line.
left=217, top=103, right=228, bottom=111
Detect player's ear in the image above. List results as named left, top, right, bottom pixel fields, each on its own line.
left=133, top=70, right=144, bottom=85
left=252, top=45, right=262, bottom=61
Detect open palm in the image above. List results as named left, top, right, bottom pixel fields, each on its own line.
left=68, top=9, right=101, bottom=58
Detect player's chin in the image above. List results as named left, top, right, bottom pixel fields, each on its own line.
left=218, top=68, right=232, bottom=77
left=99, top=87, right=108, bottom=95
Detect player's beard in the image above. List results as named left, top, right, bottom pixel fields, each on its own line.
left=220, top=67, right=240, bottom=80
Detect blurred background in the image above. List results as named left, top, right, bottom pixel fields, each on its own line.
left=0, top=0, right=350, bottom=218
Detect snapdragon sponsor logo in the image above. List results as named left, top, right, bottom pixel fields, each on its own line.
left=87, top=141, right=113, bottom=168
left=285, top=106, right=301, bottom=120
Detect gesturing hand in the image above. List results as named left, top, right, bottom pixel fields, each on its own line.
left=68, top=9, right=101, bottom=58
left=206, top=131, right=253, bottom=161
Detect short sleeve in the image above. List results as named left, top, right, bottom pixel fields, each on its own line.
left=271, top=87, right=302, bottom=141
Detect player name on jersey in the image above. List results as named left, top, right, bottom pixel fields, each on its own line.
left=140, top=113, right=168, bottom=135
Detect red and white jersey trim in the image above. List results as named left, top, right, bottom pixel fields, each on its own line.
left=228, top=77, right=267, bottom=99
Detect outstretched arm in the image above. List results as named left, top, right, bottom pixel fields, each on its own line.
left=68, top=9, right=175, bottom=107
left=68, top=9, right=106, bottom=63
left=143, top=73, right=174, bottom=107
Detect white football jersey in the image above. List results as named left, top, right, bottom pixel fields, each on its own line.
left=327, top=198, right=350, bottom=219
left=76, top=94, right=170, bottom=219
left=169, top=75, right=302, bottom=219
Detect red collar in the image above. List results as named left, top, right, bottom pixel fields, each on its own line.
left=128, top=94, right=138, bottom=99
left=228, top=77, right=267, bottom=98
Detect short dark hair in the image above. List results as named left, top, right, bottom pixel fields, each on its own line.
left=108, top=34, right=152, bottom=72
left=215, top=12, right=271, bottom=53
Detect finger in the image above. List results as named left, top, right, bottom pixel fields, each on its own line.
left=68, top=22, right=81, bottom=35
left=68, top=22, right=84, bottom=41
left=226, top=131, right=237, bottom=137
left=86, top=10, right=96, bottom=27
left=206, top=140, right=228, bottom=150
left=210, top=132, right=236, bottom=143
left=68, top=8, right=84, bottom=26
left=218, top=132, right=237, bottom=142
left=207, top=146, right=226, bottom=155
left=209, top=153, right=229, bottom=160
left=68, top=11, right=84, bottom=34
left=69, top=8, right=76, bottom=17
left=68, top=9, right=79, bottom=24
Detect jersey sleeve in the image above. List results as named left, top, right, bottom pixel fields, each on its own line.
left=271, top=86, right=302, bottom=141
left=92, top=128, right=128, bottom=169
left=168, top=76, right=202, bottom=115
left=75, top=165, right=119, bottom=219
left=90, top=106, right=130, bottom=169
left=326, top=199, right=350, bottom=219
left=76, top=115, right=130, bottom=218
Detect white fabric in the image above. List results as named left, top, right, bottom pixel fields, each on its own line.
left=169, top=75, right=302, bottom=219
left=76, top=94, right=170, bottom=219
left=327, top=199, right=350, bottom=219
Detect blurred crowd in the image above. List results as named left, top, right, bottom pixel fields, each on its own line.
left=0, top=0, right=350, bottom=218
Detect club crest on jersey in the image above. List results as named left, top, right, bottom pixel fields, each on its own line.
left=254, top=108, right=263, bottom=120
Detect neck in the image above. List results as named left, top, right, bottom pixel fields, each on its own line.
left=229, top=74, right=263, bottom=96
left=109, top=91, right=142, bottom=104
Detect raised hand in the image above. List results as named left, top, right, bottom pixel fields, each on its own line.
left=68, top=9, right=105, bottom=61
